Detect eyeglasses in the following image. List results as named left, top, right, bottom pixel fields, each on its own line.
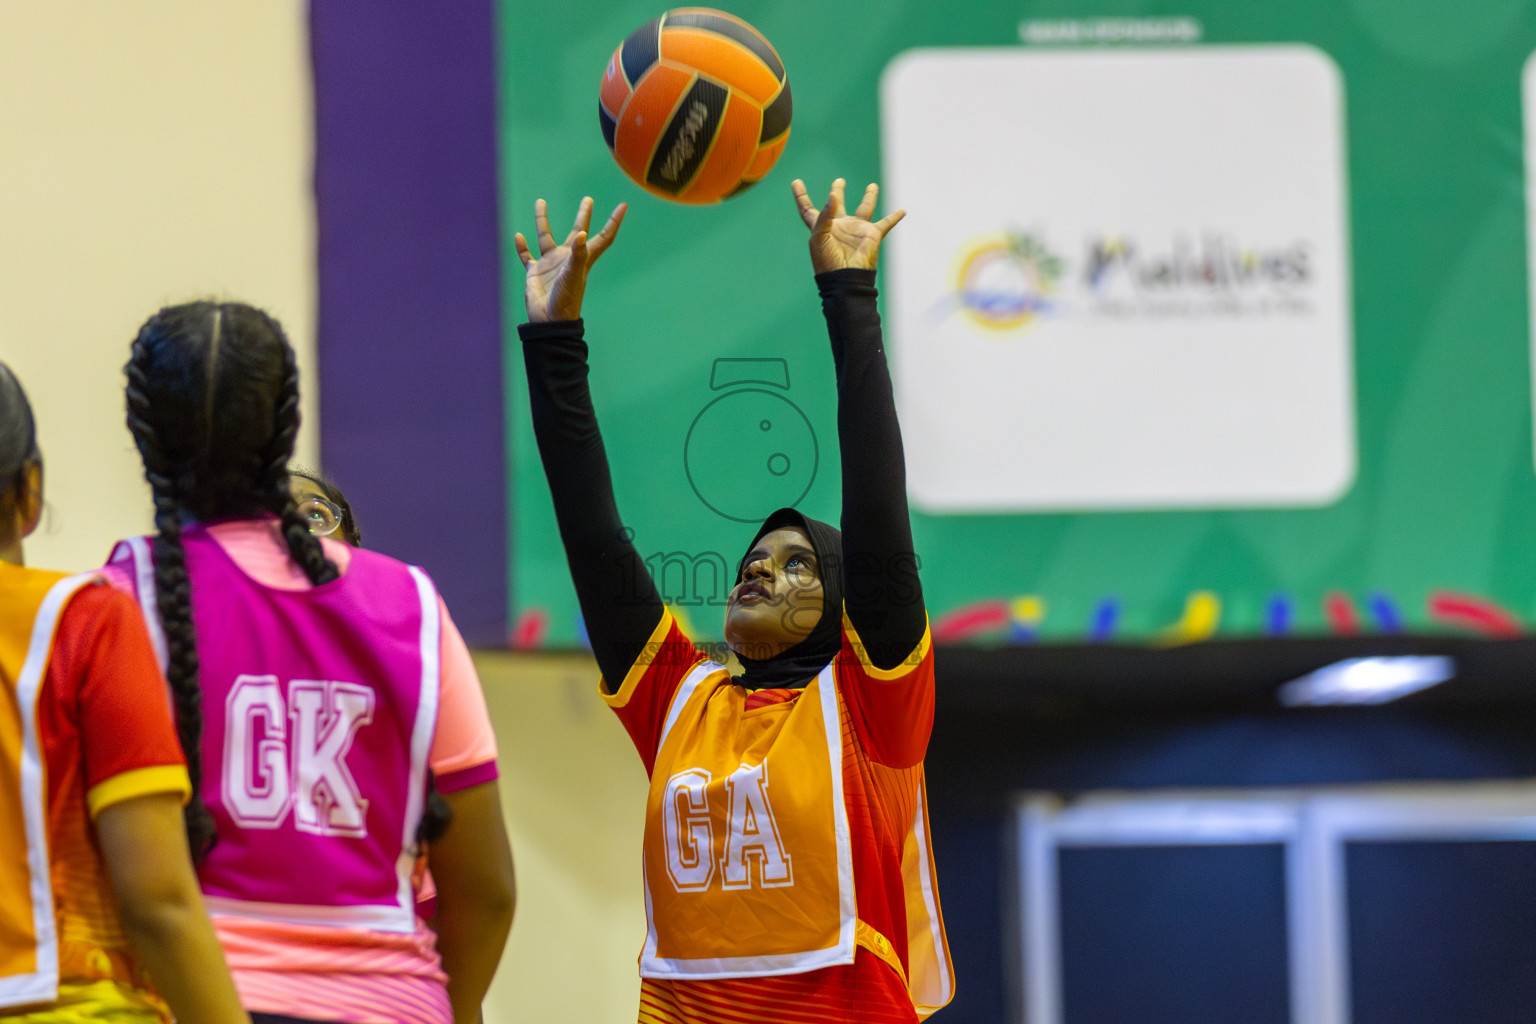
left=297, top=496, right=344, bottom=537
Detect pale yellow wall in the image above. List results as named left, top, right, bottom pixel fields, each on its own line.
left=0, top=2, right=317, bottom=572
left=477, top=651, right=650, bottom=1023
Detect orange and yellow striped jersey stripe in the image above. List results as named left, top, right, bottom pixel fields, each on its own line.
left=638, top=947, right=919, bottom=1024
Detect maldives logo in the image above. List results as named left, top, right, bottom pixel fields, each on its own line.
left=949, top=231, right=1064, bottom=331
left=945, top=228, right=1316, bottom=335
left=1084, top=234, right=1311, bottom=293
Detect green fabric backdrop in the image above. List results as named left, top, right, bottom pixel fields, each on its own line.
left=500, top=0, right=1536, bottom=646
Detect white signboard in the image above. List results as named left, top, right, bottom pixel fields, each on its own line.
left=881, top=47, right=1355, bottom=512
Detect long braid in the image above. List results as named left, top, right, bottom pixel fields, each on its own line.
left=125, top=338, right=218, bottom=859
left=253, top=311, right=338, bottom=586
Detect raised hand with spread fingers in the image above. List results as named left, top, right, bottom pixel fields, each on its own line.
left=515, top=196, right=627, bottom=323
left=790, top=177, right=905, bottom=274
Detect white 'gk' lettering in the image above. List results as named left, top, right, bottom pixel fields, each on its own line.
left=289, top=681, right=374, bottom=837
left=223, top=675, right=375, bottom=836
left=224, top=675, right=289, bottom=827
left=661, top=762, right=793, bottom=893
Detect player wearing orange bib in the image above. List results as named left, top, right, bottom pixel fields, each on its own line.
left=0, top=363, right=247, bottom=1023
left=516, top=180, right=954, bottom=1022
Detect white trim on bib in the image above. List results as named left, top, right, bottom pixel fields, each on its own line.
left=0, top=573, right=98, bottom=1009
left=640, top=663, right=857, bottom=980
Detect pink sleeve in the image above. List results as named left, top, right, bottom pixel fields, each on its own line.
left=99, top=559, right=135, bottom=595
left=429, top=595, right=499, bottom=792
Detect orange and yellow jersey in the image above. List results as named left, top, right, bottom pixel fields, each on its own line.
left=0, top=562, right=191, bottom=1022
left=605, top=609, right=954, bottom=1024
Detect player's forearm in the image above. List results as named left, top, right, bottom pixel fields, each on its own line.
left=520, top=320, right=665, bottom=681
left=817, top=269, right=927, bottom=667
left=436, top=896, right=514, bottom=1024
left=98, top=794, right=249, bottom=1024
left=117, top=893, right=249, bottom=1024
left=430, top=782, right=516, bottom=1024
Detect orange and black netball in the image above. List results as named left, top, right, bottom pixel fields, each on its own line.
left=599, top=8, right=792, bottom=204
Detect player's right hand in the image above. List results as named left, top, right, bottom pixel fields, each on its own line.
left=515, top=197, right=627, bottom=323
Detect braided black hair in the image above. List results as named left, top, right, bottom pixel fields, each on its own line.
left=0, top=362, right=41, bottom=546
left=124, top=301, right=337, bottom=859
left=417, top=774, right=453, bottom=847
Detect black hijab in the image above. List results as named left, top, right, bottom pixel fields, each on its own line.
left=732, top=507, right=844, bottom=690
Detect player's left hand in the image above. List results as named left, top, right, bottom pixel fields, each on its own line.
left=515, top=196, right=627, bottom=323
left=791, top=178, right=905, bottom=274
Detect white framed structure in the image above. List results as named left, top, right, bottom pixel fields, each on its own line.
left=1014, top=782, right=1536, bottom=1024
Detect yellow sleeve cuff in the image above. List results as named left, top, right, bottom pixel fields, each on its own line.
left=842, top=609, right=932, bottom=681
left=600, top=610, right=677, bottom=708
left=87, top=765, right=192, bottom=820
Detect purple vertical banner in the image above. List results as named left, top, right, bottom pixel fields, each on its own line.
left=310, top=2, right=508, bottom=646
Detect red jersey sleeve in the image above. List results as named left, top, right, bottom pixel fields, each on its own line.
left=49, top=584, right=190, bottom=816
left=836, top=609, right=935, bottom=769
left=601, top=611, right=710, bottom=777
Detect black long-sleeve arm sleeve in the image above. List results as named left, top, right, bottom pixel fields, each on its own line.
left=520, top=268, right=923, bottom=682
left=818, top=269, right=927, bottom=668
left=519, top=319, right=665, bottom=686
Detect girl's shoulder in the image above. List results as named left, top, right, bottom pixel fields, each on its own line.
left=335, top=543, right=437, bottom=595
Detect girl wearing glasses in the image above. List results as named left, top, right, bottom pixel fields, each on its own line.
left=103, top=304, right=514, bottom=1024
left=289, top=469, right=361, bottom=547
left=517, top=180, right=954, bottom=1023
